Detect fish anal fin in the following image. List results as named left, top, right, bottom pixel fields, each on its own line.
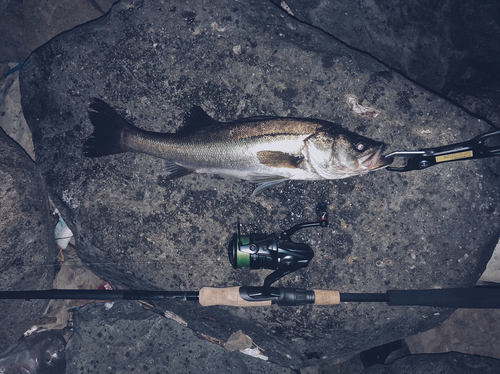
left=257, top=151, right=302, bottom=169
left=165, top=162, right=195, bottom=180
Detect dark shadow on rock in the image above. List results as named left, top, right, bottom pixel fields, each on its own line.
left=362, top=351, right=500, bottom=374
left=66, top=300, right=294, bottom=373
left=0, top=127, right=56, bottom=352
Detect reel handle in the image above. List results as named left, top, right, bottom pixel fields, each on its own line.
left=199, top=287, right=340, bottom=307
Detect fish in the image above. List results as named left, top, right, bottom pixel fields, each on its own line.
left=84, top=98, right=391, bottom=194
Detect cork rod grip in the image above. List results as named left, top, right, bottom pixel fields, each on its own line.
left=199, top=287, right=272, bottom=307
left=313, top=290, right=340, bottom=305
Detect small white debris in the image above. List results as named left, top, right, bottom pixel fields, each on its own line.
left=280, top=1, right=294, bottom=16
left=211, top=22, right=225, bottom=32
left=233, top=45, right=242, bottom=55
left=240, top=347, right=268, bottom=361
left=348, top=96, right=380, bottom=118
left=62, top=190, right=80, bottom=209
left=24, top=326, right=38, bottom=337
left=104, top=302, right=114, bottom=310
left=54, top=208, right=73, bottom=250
left=421, top=129, right=432, bottom=134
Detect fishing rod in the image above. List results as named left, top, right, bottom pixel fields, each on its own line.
left=0, top=286, right=500, bottom=308
left=4, top=203, right=497, bottom=308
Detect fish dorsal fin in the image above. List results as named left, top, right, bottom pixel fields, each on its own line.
left=181, top=106, right=218, bottom=131
left=257, top=151, right=303, bottom=169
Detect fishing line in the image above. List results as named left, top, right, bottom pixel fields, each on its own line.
left=7, top=259, right=192, bottom=270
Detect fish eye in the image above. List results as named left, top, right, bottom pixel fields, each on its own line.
left=354, top=141, right=367, bottom=152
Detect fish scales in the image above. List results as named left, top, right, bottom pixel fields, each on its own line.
left=84, top=99, right=391, bottom=194
left=127, top=119, right=315, bottom=168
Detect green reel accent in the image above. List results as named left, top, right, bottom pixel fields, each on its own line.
left=236, top=236, right=250, bottom=268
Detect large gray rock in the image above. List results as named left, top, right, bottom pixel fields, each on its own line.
left=362, top=352, right=500, bottom=374
left=0, top=128, right=55, bottom=352
left=66, top=301, right=293, bottom=374
left=0, top=0, right=115, bottom=64
left=271, top=0, right=500, bottom=95
left=274, top=0, right=500, bottom=126
left=0, top=0, right=11, bottom=16
left=19, top=0, right=500, bottom=368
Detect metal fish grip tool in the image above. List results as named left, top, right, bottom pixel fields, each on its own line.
left=385, top=129, right=500, bottom=171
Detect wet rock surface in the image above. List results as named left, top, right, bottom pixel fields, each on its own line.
left=272, top=0, right=500, bottom=95
left=19, top=0, right=500, bottom=368
left=0, top=0, right=113, bottom=66
left=66, top=301, right=293, bottom=374
left=270, top=0, right=500, bottom=127
left=0, top=128, right=55, bottom=352
left=361, top=351, right=500, bottom=374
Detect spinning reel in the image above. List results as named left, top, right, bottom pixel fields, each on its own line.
left=228, top=203, right=328, bottom=291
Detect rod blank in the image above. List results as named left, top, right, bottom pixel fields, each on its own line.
left=0, top=287, right=499, bottom=309
left=0, top=289, right=199, bottom=301
left=387, top=288, right=500, bottom=309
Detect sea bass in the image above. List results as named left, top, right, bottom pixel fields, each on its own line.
left=84, top=98, right=391, bottom=194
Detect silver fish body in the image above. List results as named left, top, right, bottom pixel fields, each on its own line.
left=85, top=99, right=390, bottom=193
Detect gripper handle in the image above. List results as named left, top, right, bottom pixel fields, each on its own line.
left=198, top=287, right=340, bottom=307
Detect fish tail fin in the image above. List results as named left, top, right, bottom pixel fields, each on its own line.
left=84, top=98, right=137, bottom=157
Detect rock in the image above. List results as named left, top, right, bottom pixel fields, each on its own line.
left=0, top=0, right=115, bottom=64
left=271, top=0, right=500, bottom=95
left=0, top=128, right=55, bottom=352
left=271, top=0, right=500, bottom=133
left=19, top=0, right=500, bottom=368
left=405, top=308, right=500, bottom=360
left=66, top=301, right=293, bottom=374
left=0, top=71, right=35, bottom=159
left=0, top=0, right=11, bottom=16
left=361, top=352, right=500, bottom=374
left=225, top=330, right=253, bottom=351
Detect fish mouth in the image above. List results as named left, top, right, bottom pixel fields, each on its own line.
left=359, top=145, right=393, bottom=170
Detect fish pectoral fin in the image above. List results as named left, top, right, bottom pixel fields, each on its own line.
left=245, top=173, right=288, bottom=195
left=165, top=162, right=195, bottom=179
left=257, top=151, right=302, bottom=169
left=251, top=180, right=288, bottom=196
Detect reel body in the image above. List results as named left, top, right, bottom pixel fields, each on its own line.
left=228, top=203, right=328, bottom=289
